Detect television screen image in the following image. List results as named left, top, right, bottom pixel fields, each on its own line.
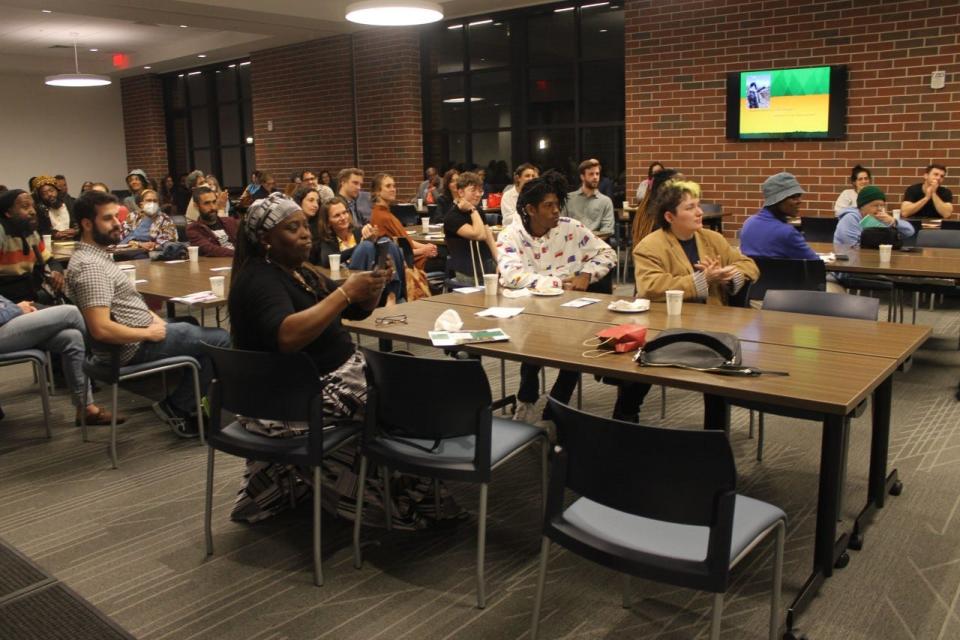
left=726, top=65, right=847, bottom=140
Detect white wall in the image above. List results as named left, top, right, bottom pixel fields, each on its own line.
left=0, top=72, right=127, bottom=193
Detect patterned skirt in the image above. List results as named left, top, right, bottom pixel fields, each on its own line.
left=229, top=350, right=465, bottom=528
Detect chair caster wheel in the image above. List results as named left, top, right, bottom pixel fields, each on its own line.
left=889, top=480, right=903, bottom=496
left=848, top=532, right=864, bottom=551
left=834, top=551, right=850, bottom=569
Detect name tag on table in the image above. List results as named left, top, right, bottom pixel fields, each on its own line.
left=475, top=306, right=524, bottom=319
left=561, top=297, right=601, bottom=308
left=170, top=291, right=219, bottom=304
left=209, top=266, right=232, bottom=272
left=453, top=286, right=484, bottom=294
left=163, top=260, right=187, bottom=264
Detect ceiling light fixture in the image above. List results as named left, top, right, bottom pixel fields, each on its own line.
left=345, top=1, right=442, bottom=26
left=197, top=54, right=207, bottom=58
left=442, top=97, right=484, bottom=103
left=45, top=34, right=111, bottom=87
left=179, top=24, right=189, bottom=28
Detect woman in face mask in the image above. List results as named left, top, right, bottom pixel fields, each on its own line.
left=121, top=189, right=178, bottom=251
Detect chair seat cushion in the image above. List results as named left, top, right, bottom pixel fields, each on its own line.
left=562, top=494, right=784, bottom=564
left=368, top=417, right=542, bottom=467
left=0, top=349, right=46, bottom=364
left=211, top=420, right=362, bottom=466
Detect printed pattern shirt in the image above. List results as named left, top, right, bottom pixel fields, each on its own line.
left=496, top=217, right=617, bottom=289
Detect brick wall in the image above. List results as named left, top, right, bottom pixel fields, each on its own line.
left=120, top=75, right=169, bottom=183
left=624, top=0, right=960, bottom=235
left=250, top=30, right=424, bottom=198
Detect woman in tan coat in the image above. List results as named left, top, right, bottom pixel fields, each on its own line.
left=633, top=180, right=758, bottom=305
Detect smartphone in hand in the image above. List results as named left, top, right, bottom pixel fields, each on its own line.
left=375, top=240, right=390, bottom=270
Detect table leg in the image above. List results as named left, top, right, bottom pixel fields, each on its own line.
left=784, top=413, right=848, bottom=636
left=850, top=374, right=900, bottom=551
left=703, top=394, right=729, bottom=432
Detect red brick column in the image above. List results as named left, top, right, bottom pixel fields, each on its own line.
left=120, top=75, right=169, bottom=182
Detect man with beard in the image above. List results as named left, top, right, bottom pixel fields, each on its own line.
left=0, top=188, right=66, bottom=304
left=186, top=186, right=239, bottom=256
left=563, top=158, right=614, bottom=237
left=124, top=169, right=150, bottom=213
left=54, top=175, right=75, bottom=210
left=32, top=175, right=78, bottom=241
left=337, top=167, right=372, bottom=225
left=66, top=190, right=230, bottom=437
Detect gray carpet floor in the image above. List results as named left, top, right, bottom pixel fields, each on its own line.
left=0, top=296, right=958, bottom=640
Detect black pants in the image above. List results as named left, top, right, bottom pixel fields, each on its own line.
left=518, top=363, right=651, bottom=422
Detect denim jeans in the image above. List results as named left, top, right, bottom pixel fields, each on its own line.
left=518, top=363, right=651, bottom=422
left=128, top=321, right=231, bottom=415
left=348, top=239, right=405, bottom=302
left=0, top=305, right=92, bottom=407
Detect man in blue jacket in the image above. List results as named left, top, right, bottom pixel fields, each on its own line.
left=834, top=185, right=915, bottom=247
left=740, top=172, right=819, bottom=260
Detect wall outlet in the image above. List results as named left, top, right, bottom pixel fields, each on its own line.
left=931, top=70, right=946, bottom=90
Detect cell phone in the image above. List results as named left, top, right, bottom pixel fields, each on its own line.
left=898, top=246, right=916, bottom=252
left=375, top=240, right=390, bottom=270
left=834, top=254, right=849, bottom=261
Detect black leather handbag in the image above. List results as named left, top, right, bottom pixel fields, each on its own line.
left=635, top=329, right=785, bottom=376
left=860, top=226, right=903, bottom=250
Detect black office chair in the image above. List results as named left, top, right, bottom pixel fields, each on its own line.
left=0, top=350, right=51, bottom=439
left=171, top=214, right=188, bottom=242
left=888, top=230, right=960, bottom=341
left=941, top=220, right=960, bottom=230
left=444, top=236, right=494, bottom=290
left=530, top=398, right=785, bottom=640
left=748, top=257, right=826, bottom=303
left=389, top=203, right=419, bottom=227
left=915, top=229, right=960, bottom=248
left=800, top=216, right=838, bottom=243
left=701, top=202, right=723, bottom=232
left=352, top=348, right=547, bottom=608
left=201, top=345, right=362, bottom=586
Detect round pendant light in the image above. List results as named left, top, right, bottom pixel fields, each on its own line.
left=345, top=1, right=443, bottom=26
left=45, top=34, right=111, bottom=87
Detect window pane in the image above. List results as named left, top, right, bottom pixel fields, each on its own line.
left=242, top=103, right=253, bottom=140
left=187, top=72, right=207, bottom=106
left=221, top=147, right=243, bottom=189
left=424, top=23, right=464, bottom=74
left=166, top=75, right=186, bottom=111
left=581, top=126, right=625, bottom=201
left=580, top=60, right=624, bottom=122
left=239, top=62, right=251, bottom=101
left=469, top=20, right=509, bottom=70
left=448, top=132, right=467, bottom=168
left=219, top=104, right=240, bottom=145
left=528, top=10, right=574, bottom=65
left=216, top=66, right=238, bottom=102
left=470, top=70, right=511, bottom=128
left=471, top=131, right=512, bottom=179
left=528, top=66, right=575, bottom=125
left=429, top=76, right=466, bottom=130
left=170, top=117, right=190, bottom=177
left=581, top=3, right=624, bottom=61
left=245, top=146, right=256, bottom=180
left=191, top=108, right=210, bottom=147
left=529, top=129, right=576, bottom=180
left=193, top=149, right=211, bottom=174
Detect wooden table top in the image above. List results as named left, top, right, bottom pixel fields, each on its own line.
left=131, top=257, right=233, bottom=306
left=345, top=300, right=910, bottom=416
left=806, top=242, right=960, bottom=278
left=424, top=290, right=929, bottom=363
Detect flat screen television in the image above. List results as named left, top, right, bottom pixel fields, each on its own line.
left=725, top=65, right=848, bottom=140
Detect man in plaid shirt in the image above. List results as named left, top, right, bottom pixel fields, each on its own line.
left=66, top=190, right=230, bottom=437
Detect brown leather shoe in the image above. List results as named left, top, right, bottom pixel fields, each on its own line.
left=75, top=407, right=127, bottom=426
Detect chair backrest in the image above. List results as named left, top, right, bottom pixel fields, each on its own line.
left=907, top=218, right=923, bottom=235
left=202, top=345, right=326, bottom=453
left=171, top=214, right=188, bottom=241
left=800, top=216, right=838, bottom=243
left=940, top=220, right=960, bottom=230
left=395, top=236, right=416, bottom=268
left=483, top=212, right=501, bottom=225
left=445, top=235, right=494, bottom=283
left=389, top=203, right=420, bottom=226
left=360, top=347, right=492, bottom=441
left=700, top=202, right=722, bottom=215
left=748, top=257, right=826, bottom=301
left=916, top=229, right=960, bottom=248
left=762, top=290, right=879, bottom=320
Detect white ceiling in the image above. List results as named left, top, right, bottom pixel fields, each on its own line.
left=0, top=0, right=552, bottom=76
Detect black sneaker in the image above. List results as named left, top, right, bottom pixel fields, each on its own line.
left=152, top=400, right=199, bottom=439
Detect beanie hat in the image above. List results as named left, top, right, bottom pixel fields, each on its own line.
left=0, top=189, right=26, bottom=217
left=126, top=169, right=148, bottom=184
left=856, top=185, right=886, bottom=208
left=30, top=175, right=57, bottom=192
left=762, top=172, right=805, bottom=208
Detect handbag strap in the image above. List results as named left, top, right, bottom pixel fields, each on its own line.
left=642, top=331, right=735, bottom=361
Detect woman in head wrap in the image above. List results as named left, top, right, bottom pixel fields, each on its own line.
left=227, top=193, right=390, bottom=522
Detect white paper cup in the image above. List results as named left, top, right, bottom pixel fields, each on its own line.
left=483, top=273, right=498, bottom=296
left=665, top=289, right=684, bottom=316
left=328, top=254, right=341, bottom=272
left=417, top=198, right=424, bottom=211
left=622, top=200, right=630, bottom=210
left=481, top=198, right=488, bottom=210
left=118, top=263, right=136, bottom=286
left=188, top=246, right=199, bottom=262
left=42, top=234, right=52, bottom=248
left=892, top=209, right=901, bottom=221
left=209, top=275, right=225, bottom=297
left=878, top=244, right=892, bottom=263
left=421, top=217, right=430, bottom=233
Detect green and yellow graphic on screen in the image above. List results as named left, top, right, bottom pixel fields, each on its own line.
left=739, top=66, right=830, bottom=138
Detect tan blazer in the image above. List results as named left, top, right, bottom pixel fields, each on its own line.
left=633, top=228, right=758, bottom=305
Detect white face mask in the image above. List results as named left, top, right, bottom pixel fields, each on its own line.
left=142, top=202, right=159, bottom=215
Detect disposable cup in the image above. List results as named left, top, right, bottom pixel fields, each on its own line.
left=665, top=289, right=684, bottom=316
left=209, top=275, right=225, bottom=297
left=482, top=198, right=488, bottom=210
left=892, top=209, right=901, bottom=221
left=483, top=273, right=498, bottom=296
left=328, top=254, right=341, bottom=272
left=417, top=198, right=424, bottom=211
left=622, top=200, right=630, bottom=210
left=878, top=244, right=892, bottom=263
left=421, top=217, right=430, bottom=233
left=42, top=234, right=52, bottom=248
left=188, top=246, right=199, bottom=262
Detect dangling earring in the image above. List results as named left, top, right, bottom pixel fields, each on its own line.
left=264, top=243, right=272, bottom=263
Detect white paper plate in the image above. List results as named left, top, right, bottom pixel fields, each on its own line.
left=607, top=299, right=650, bottom=313
left=531, top=288, right=564, bottom=296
